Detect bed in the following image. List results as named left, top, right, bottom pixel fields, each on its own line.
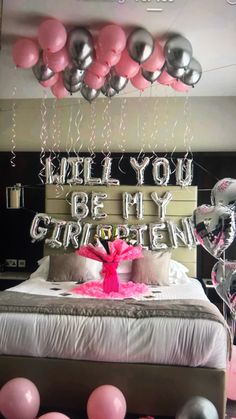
left=0, top=185, right=230, bottom=418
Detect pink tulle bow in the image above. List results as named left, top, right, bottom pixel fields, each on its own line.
left=76, top=239, right=143, bottom=294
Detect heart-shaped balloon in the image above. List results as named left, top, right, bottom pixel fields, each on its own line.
left=192, top=204, right=235, bottom=258
left=211, top=178, right=236, bottom=209
left=211, top=259, right=236, bottom=317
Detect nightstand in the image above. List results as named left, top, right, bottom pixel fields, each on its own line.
left=0, top=272, right=31, bottom=291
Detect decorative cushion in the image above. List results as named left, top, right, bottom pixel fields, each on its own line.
left=131, top=250, right=171, bottom=286
left=48, top=253, right=102, bottom=282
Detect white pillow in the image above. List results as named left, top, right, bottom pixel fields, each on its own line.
left=117, top=260, right=132, bottom=274
left=169, top=259, right=190, bottom=284
left=30, top=256, right=50, bottom=279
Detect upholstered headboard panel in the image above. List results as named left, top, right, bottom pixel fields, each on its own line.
left=44, top=185, right=197, bottom=277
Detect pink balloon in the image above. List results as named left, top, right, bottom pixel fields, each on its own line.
left=141, top=41, right=165, bottom=72
left=38, top=19, right=67, bottom=53
left=12, top=38, right=39, bottom=69
left=84, top=70, right=105, bottom=90
left=171, top=79, right=189, bottom=92
left=51, top=74, right=69, bottom=98
left=158, top=69, right=175, bottom=86
left=96, top=48, right=121, bottom=67
left=40, top=73, right=59, bottom=88
left=89, top=61, right=110, bottom=78
left=115, top=49, right=139, bottom=79
left=131, top=69, right=151, bottom=91
left=38, top=413, right=70, bottom=419
left=98, top=24, right=126, bottom=55
left=43, top=47, right=69, bottom=73
left=227, top=345, right=236, bottom=400
left=0, top=377, right=40, bottom=419
left=87, top=385, right=126, bottom=419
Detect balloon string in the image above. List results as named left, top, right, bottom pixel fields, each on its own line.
left=10, top=86, right=17, bottom=168
left=150, top=96, right=160, bottom=158
left=74, top=100, right=83, bottom=157
left=137, top=93, right=144, bottom=161
left=66, top=105, right=73, bottom=156
left=38, top=91, right=48, bottom=183
left=101, top=99, right=112, bottom=158
left=118, top=98, right=127, bottom=174
left=170, top=94, right=178, bottom=174
left=88, top=101, right=97, bottom=159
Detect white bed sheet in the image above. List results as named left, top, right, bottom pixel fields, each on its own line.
left=0, top=277, right=228, bottom=368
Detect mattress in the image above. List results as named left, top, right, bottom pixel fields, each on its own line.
left=0, top=277, right=228, bottom=369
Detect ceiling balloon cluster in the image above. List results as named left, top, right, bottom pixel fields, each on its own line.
left=12, top=18, right=202, bottom=100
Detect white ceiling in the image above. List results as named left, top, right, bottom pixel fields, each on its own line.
left=0, top=0, right=236, bottom=98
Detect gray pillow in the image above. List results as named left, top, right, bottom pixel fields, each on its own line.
left=48, top=253, right=102, bottom=282
left=131, top=250, right=171, bottom=286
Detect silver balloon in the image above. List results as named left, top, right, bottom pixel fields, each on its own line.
left=151, top=192, right=172, bottom=221
left=45, top=157, right=67, bottom=185
left=176, top=396, right=219, bottom=419
left=181, top=57, right=202, bottom=86
left=76, top=52, right=94, bottom=70
left=166, top=61, right=185, bottom=78
left=80, top=223, right=92, bottom=246
left=63, top=66, right=84, bottom=85
left=176, top=158, right=193, bottom=187
left=192, top=204, right=235, bottom=258
left=67, top=157, right=83, bottom=185
left=211, top=259, right=236, bottom=316
left=129, top=224, right=148, bottom=246
left=127, top=28, right=154, bottom=64
left=110, top=70, right=129, bottom=92
left=181, top=217, right=198, bottom=247
left=91, top=192, right=108, bottom=220
left=152, top=157, right=170, bottom=186
left=123, top=192, right=143, bottom=220
left=141, top=67, right=162, bottom=83
left=164, top=35, right=193, bottom=69
left=84, top=157, right=102, bottom=185
left=45, top=218, right=66, bottom=248
left=64, top=80, right=82, bottom=94
left=101, top=157, right=120, bottom=185
left=30, top=213, right=51, bottom=242
left=32, top=53, right=54, bottom=82
left=149, top=223, right=168, bottom=250
left=130, top=157, right=150, bottom=185
left=167, top=220, right=189, bottom=248
left=211, top=178, right=236, bottom=209
left=68, top=27, right=94, bottom=63
left=71, top=192, right=89, bottom=221
left=81, top=84, right=100, bottom=102
left=63, top=221, right=82, bottom=249
left=101, top=80, right=117, bottom=98
left=116, top=224, right=130, bottom=239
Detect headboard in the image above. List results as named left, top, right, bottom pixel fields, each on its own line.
left=44, top=184, right=197, bottom=277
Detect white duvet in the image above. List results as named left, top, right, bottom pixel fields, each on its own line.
left=0, top=277, right=228, bottom=369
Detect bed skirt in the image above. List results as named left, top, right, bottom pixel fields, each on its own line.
left=0, top=356, right=226, bottom=418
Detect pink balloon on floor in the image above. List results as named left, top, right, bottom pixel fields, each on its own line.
left=227, top=345, right=236, bottom=400
left=84, top=70, right=105, bottom=90
left=131, top=69, right=151, bottom=91
left=87, top=385, right=126, bottom=419
left=40, top=73, right=59, bottom=88
left=43, top=47, right=69, bottom=73
left=141, top=41, right=165, bottom=72
left=38, top=413, right=70, bottom=419
left=0, top=377, right=40, bottom=419
left=51, top=74, right=69, bottom=98
left=98, top=24, right=126, bottom=55
left=171, top=79, right=189, bottom=92
left=158, top=69, right=175, bottom=86
left=96, top=48, right=121, bottom=67
left=12, top=38, right=39, bottom=69
left=38, top=19, right=67, bottom=53
left=115, top=49, right=140, bottom=79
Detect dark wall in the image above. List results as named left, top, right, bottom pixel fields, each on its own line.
left=0, top=151, right=236, bottom=277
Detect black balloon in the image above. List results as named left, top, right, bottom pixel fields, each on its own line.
left=127, top=28, right=154, bottom=64
left=68, top=27, right=94, bottom=63
left=164, top=35, right=193, bottom=69
left=181, top=57, right=202, bottom=86
left=33, top=53, right=54, bottom=82
left=81, top=84, right=100, bottom=102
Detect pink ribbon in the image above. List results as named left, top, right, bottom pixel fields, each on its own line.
left=101, top=261, right=119, bottom=293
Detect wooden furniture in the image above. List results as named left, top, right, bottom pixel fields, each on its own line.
left=0, top=271, right=30, bottom=291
